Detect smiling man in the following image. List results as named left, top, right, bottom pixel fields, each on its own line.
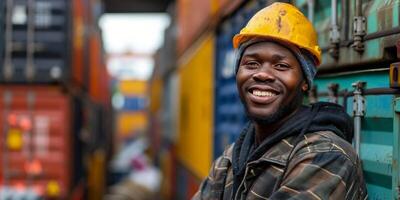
left=193, top=2, right=367, bottom=200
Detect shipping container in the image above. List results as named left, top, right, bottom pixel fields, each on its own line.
left=0, top=0, right=89, bottom=86
left=159, top=147, right=176, bottom=200
left=176, top=33, right=214, bottom=180
left=118, top=80, right=148, bottom=97
left=177, top=0, right=213, bottom=54
left=148, top=71, right=163, bottom=157
left=116, top=111, right=148, bottom=140
left=0, top=86, right=72, bottom=198
left=72, top=0, right=90, bottom=89
left=173, top=161, right=202, bottom=200
left=88, top=30, right=109, bottom=105
left=292, top=0, right=400, bottom=198
left=120, top=96, right=147, bottom=111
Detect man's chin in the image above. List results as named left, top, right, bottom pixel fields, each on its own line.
left=246, top=105, right=291, bottom=125
left=248, top=113, right=282, bottom=125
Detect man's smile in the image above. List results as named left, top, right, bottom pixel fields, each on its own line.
left=247, top=85, right=280, bottom=104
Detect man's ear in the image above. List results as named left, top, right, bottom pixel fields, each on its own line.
left=302, top=80, right=309, bottom=92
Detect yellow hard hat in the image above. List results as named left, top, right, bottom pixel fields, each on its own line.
left=233, top=2, right=321, bottom=65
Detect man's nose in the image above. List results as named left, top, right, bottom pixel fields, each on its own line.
left=252, top=65, right=275, bottom=82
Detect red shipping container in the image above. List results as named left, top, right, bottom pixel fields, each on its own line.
left=186, top=172, right=201, bottom=200
left=0, top=86, right=72, bottom=198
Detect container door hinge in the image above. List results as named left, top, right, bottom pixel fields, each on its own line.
left=352, top=16, right=366, bottom=52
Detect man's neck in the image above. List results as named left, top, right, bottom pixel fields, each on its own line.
left=254, top=108, right=300, bottom=145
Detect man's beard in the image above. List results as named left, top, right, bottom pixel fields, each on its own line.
left=242, top=88, right=304, bottom=125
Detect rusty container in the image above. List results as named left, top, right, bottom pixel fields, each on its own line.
left=177, top=0, right=212, bottom=55
left=72, top=0, right=90, bottom=89
left=0, top=86, right=71, bottom=198
left=88, top=30, right=109, bottom=105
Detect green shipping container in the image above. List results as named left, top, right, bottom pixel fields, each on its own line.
left=292, top=0, right=400, bottom=199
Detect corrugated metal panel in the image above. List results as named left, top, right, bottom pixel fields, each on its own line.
left=213, top=0, right=269, bottom=159
left=292, top=0, right=400, bottom=197
left=0, top=86, right=71, bottom=198
left=293, top=0, right=400, bottom=71
left=0, top=0, right=70, bottom=83
left=176, top=34, right=214, bottom=179
left=314, top=69, right=395, bottom=199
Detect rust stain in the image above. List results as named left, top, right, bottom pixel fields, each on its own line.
left=277, top=16, right=282, bottom=32
left=279, top=9, right=287, bottom=16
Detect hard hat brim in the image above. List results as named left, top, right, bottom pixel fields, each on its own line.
left=233, top=33, right=321, bottom=66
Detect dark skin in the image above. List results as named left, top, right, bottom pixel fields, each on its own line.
left=236, top=41, right=308, bottom=144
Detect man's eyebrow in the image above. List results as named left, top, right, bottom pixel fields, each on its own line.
left=271, top=54, right=287, bottom=61
left=241, top=52, right=287, bottom=61
left=241, top=52, right=258, bottom=58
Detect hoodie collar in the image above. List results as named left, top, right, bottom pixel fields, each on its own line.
left=232, top=102, right=353, bottom=176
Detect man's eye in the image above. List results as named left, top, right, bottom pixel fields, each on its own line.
left=244, top=61, right=259, bottom=69
left=275, top=63, right=290, bottom=70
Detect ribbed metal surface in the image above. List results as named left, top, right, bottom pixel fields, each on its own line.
left=0, top=0, right=69, bottom=83
left=314, top=70, right=395, bottom=199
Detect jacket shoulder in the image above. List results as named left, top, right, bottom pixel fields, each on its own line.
left=291, top=130, right=360, bottom=166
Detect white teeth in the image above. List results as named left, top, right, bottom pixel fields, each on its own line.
left=252, top=90, right=275, bottom=97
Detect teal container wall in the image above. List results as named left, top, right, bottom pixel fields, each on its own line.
left=294, top=0, right=400, bottom=70
left=314, top=70, right=396, bottom=199
left=296, top=0, right=400, bottom=197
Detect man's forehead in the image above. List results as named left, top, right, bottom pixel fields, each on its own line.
left=242, top=42, right=296, bottom=59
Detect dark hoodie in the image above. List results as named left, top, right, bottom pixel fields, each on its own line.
left=231, top=102, right=354, bottom=195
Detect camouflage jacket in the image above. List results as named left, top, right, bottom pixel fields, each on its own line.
left=192, top=130, right=368, bottom=200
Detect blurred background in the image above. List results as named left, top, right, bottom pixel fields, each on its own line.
left=0, top=0, right=400, bottom=199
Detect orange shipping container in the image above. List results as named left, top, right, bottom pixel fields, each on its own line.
left=88, top=31, right=109, bottom=105
left=118, top=80, right=148, bottom=97
left=116, top=112, right=148, bottom=139
left=0, top=86, right=72, bottom=198
left=72, top=0, right=89, bottom=88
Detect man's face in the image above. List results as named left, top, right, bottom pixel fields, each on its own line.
left=236, top=41, right=307, bottom=124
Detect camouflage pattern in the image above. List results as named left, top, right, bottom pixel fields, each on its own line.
left=192, top=131, right=368, bottom=200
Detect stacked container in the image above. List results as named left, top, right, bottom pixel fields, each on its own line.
left=294, top=0, right=400, bottom=198
left=0, top=0, right=111, bottom=199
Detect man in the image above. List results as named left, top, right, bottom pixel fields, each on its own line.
left=193, top=2, right=367, bottom=200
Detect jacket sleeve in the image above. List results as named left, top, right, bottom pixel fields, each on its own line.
left=192, top=144, right=234, bottom=200
left=269, top=151, right=367, bottom=200
left=191, top=155, right=229, bottom=200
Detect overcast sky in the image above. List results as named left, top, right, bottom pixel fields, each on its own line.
left=100, top=13, right=170, bottom=54
left=99, top=14, right=170, bottom=80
